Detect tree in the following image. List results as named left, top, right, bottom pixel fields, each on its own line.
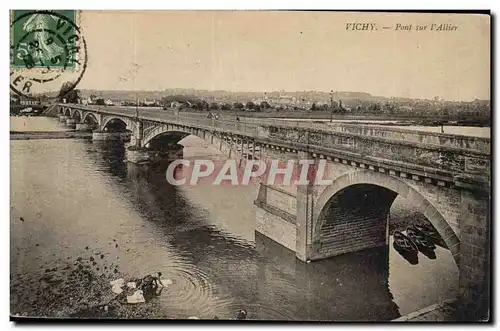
left=94, top=98, right=105, bottom=106
left=193, top=100, right=203, bottom=110
left=246, top=101, right=255, bottom=110
left=221, top=103, right=232, bottom=111
left=193, top=100, right=209, bottom=111
left=65, top=89, right=81, bottom=104
left=58, top=81, right=80, bottom=103
left=11, top=93, right=20, bottom=105
left=209, top=102, right=219, bottom=110
left=233, top=102, right=244, bottom=109
left=368, top=103, right=382, bottom=114
left=57, top=82, right=71, bottom=102
left=441, top=107, right=450, bottom=117
left=260, top=101, right=271, bottom=109
left=201, top=100, right=209, bottom=111
left=311, top=102, right=317, bottom=111
left=161, top=94, right=199, bottom=105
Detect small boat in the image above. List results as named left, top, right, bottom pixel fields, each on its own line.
left=414, top=224, right=441, bottom=242
left=393, top=231, right=418, bottom=254
left=407, top=226, right=436, bottom=250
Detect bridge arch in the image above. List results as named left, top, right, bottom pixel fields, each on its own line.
left=64, top=108, right=71, bottom=116
left=142, top=129, right=194, bottom=149
left=101, top=116, right=135, bottom=132
left=312, top=170, right=460, bottom=266
left=71, top=109, right=82, bottom=122
left=82, top=112, right=99, bottom=125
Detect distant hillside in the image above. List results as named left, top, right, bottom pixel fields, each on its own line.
left=73, top=89, right=381, bottom=103
left=332, top=91, right=375, bottom=100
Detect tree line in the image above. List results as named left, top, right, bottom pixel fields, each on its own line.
left=54, top=82, right=490, bottom=120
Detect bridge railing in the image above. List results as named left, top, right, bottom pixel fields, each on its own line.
left=152, top=112, right=262, bottom=137
left=237, top=116, right=490, bottom=154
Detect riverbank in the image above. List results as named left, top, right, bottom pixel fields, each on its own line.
left=10, top=131, right=92, bottom=140
left=11, top=237, right=168, bottom=319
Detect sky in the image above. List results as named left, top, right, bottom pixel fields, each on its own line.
left=76, top=11, right=490, bottom=101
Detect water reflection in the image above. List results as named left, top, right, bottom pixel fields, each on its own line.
left=256, top=233, right=401, bottom=321
left=84, top=140, right=128, bottom=179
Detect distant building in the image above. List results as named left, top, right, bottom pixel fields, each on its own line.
left=105, top=99, right=114, bottom=106
left=19, top=97, right=40, bottom=106
left=143, top=99, right=157, bottom=106
left=170, top=101, right=182, bottom=109
left=84, top=95, right=98, bottom=105
left=120, top=100, right=135, bottom=106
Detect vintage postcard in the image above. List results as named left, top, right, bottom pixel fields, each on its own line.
left=10, top=10, right=491, bottom=321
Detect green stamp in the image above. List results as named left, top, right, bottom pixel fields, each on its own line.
left=11, top=10, right=78, bottom=69
left=10, top=10, right=87, bottom=98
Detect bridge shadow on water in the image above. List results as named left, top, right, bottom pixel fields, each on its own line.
left=83, top=139, right=406, bottom=321
left=83, top=140, right=128, bottom=180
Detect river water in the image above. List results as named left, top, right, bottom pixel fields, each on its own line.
left=10, top=116, right=459, bottom=320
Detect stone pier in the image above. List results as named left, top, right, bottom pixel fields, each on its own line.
left=59, top=115, right=70, bottom=122
left=66, top=118, right=77, bottom=128
left=125, top=147, right=151, bottom=164
left=456, top=181, right=490, bottom=320
left=125, top=146, right=183, bottom=164
left=75, top=123, right=95, bottom=132
left=92, top=131, right=131, bottom=141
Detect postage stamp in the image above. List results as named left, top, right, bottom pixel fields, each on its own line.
left=10, top=10, right=87, bottom=99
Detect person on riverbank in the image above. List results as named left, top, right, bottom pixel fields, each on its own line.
left=139, top=272, right=164, bottom=297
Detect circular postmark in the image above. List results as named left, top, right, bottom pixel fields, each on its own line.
left=10, top=10, right=87, bottom=101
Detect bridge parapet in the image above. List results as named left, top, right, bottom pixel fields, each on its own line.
left=245, top=118, right=490, bottom=153
left=256, top=125, right=490, bottom=188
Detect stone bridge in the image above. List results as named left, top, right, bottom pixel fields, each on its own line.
left=56, top=104, right=490, bottom=312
